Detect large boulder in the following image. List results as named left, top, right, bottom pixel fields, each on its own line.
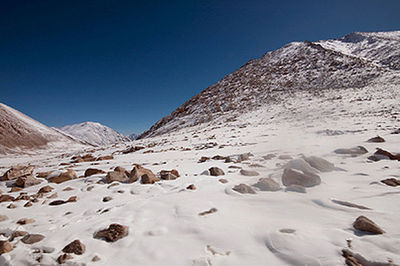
left=14, top=175, right=42, bottom=188
left=282, top=168, right=321, bottom=187
left=105, top=171, right=128, bottom=183
left=232, top=184, right=256, bottom=194
left=253, top=178, right=280, bottom=191
left=334, top=146, right=368, bottom=155
left=48, top=169, right=77, bottom=184
left=2, top=165, right=34, bottom=181
left=284, top=158, right=318, bottom=173
left=94, top=224, right=129, bottom=242
left=353, top=216, right=384, bottom=234
left=130, top=165, right=158, bottom=183
left=209, top=167, right=225, bottom=176
left=303, top=156, right=335, bottom=172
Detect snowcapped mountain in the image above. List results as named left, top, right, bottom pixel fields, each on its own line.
left=127, top=133, right=138, bottom=140
left=0, top=103, right=82, bottom=154
left=58, top=121, right=130, bottom=146
left=139, top=31, right=400, bottom=139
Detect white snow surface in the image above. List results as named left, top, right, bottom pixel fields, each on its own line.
left=58, top=122, right=130, bottom=146
left=0, top=82, right=399, bottom=265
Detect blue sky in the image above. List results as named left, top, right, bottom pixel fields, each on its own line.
left=1, top=0, right=399, bottom=135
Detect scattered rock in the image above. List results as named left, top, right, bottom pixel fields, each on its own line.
left=84, top=168, right=106, bottom=177
left=14, top=175, right=42, bottom=188
left=279, top=228, right=296, bottom=234
left=62, top=240, right=85, bottom=255
left=367, top=136, right=385, bottom=143
left=381, top=178, right=400, bottom=187
left=0, top=195, right=15, bottom=202
left=199, top=208, right=218, bottom=216
left=240, top=169, right=259, bottom=176
left=334, top=146, right=368, bottom=155
left=94, top=224, right=129, bottom=242
left=36, top=171, right=52, bottom=178
left=219, top=178, right=228, bottom=183
left=0, top=240, right=13, bottom=254
left=17, top=218, right=35, bottom=225
left=342, top=248, right=392, bottom=266
left=160, top=169, right=180, bottom=180
left=38, top=185, right=54, bottom=194
left=285, top=185, right=306, bottom=193
left=368, top=148, right=400, bottom=161
left=102, top=196, right=112, bottom=202
left=303, top=156, right=335, bottom=172
left=67, top=196, right=78, bottom=202
left=282, top=168, right=321, bottom=187
left=253, top=178, right=280, bottom=191
left=232, top=184, right=256, bottom=194
left=105, top=171, right=128, bottom=184
left=238, top=153, right=250, bottom=161
left=209, top=167, right=225, bottom=176
left=57, top=253, right=73, bottom=264
left=49, top=200, right=67, bottom=206
left=71, top=154, right=96, bottom=163
left=48, top=169, right=77, bottom=184
left=10, top=187, right=23, bottom=192
left=96, top=155, right=114, bottom=161
left=10, top=231, right=28, bottom=241
left=1, top=165, right=34, bottom=181
left=198, top=156, right=210, bottom=163
left=186, top=184, right=196, bottom=190
left=7, top=203, right=16, bottom=209
left=284, top=158, right=319, bottom=173
left=122, top=146, right=144, bottom=154
left=131, top=165, right=158, bottom=184
left=353, top=216, right=384, bottom=234
left=47, top=192, right=58, bottom=199
left=63, top=187, right=74, bottom=191
left=92, top=255, right=101, bottom=262
left=392, top=128, right=400, bottom=134
left=24, top=201, right=32, bottom=207
left=21, top=234, right=45, bottom=244
left=332, top=200, right=370, bottom=210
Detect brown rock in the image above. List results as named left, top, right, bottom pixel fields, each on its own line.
left=160, top=169, right=180, bottom=180
left=94, top=224, right=129, bottom=242
left=17, top=218, right=35, bottom=225
left=0, top=215, right=8, bottom=222
left=57, top=253, right=73, bottom=264
left=96, top=155, right=114, bottom=161
left=209, top=167, right=225, bottom=176
left=48, top=169, right=77, bottom=184
left=353, top=216, right=385, bottom=234
left=105, top=171, right=128, bottom=184
left=38, top=185, right=54, bottom=194
left=367, top=136, right=385, bottom=143
left=49, top=200, right=66, bottom=206
left=199, top=207, right=218, bottom=216
left=232, top=184, right=256, bottom=194
left=7, top=203, right=16, bottom=209
left=2, top=165, right=34, bottom=181
left=282, top=168, right=321, bottom=187
left=10, top=231, right=28, bottom=241
left=66, top=196, right=78, bottom=202
left=198, top=156, right=210, bottom=163
left=36, top=171, right=52, bottom=178
left=102, top=196, right=112, bottom=202
left=219, top=178, right=228, bottom=184
left=71, top=154, right=96, bottom=163
left=186, top=184, right=196, bottom=190
left=92, top=255, right=101, bottom=262
left=15, top=175, right=42, bottom=188
left=21, top=234, right=45, bottom=244
left=254, top=178, right=280, bottom=191
left=62, top=240, right=86, bottom=255
left=0, top=194, right=15, bottom=202
left=0, top=240, right=13, bottom=254
left=381, top=178, right=400, bottom=187
left=9, top=187, right=23, bottom=192
left=84, top=168, right=106, bottom=177
left=24, top=201, right=32, bottom=207
left=47, top=192, right=58, bottom=199
left=368, top=148, right=400, bottom=161
left=63, top=187, right=74, bottom=191
left=130, top=165, right=158, bottom=183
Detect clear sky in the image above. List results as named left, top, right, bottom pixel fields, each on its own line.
left=1, top=0, right=399, bottom=135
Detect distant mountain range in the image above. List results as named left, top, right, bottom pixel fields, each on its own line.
left=138, top=31, right=400, bottom=138
left=58, top=121, right=130, bottom=146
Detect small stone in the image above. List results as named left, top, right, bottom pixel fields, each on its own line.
left=38, top=185, right=54, bottom=194
left=49, top=200, right=66, bottom=206
left=17, top=218, right=35, bottom=225
left=62, top=240, right=85, bottom=255
left=92, top=255, right=101, bottom=262
left=10, top=231, right=28, bottom=241
left=47, top=192, right=58, bottom=199
left=240, top=169, right=259, bottom=176
left=198, top=156, right=210, bottom=163
left=279, top=228, right=296, bottom=234
left=0, top=240, right=13, bottom=254
left=232, top=184, right=256, bottom=194
left=24, top=201, right=33, bottom=207
left=334, top=146, right=368, bottom=155
left=186, top=184, right=196, bottom=190
left=67, top=196, right=78, bottom=202
left=219, top=178, right=228, bottom=184
left=381, top=178, right=400, bottom=187
left=353, top=216, right=384, bottom=234
left=238, top=153, right=250, bottom=161
left=367, top=136, right=385, bottom=143
left=0, top=195, right=15, bottom=202
left=96, top=155, right=114, bottom=161
left=21, top=234, right=45, bottom=244
left=0, top=215, right=8, bottom=222
left=63, top=187, right=74, bottom=191
left=94, top=224, right=129, bottom=242
left=199, top=207, right=218, bottom=216
left=57, top=253, right=73, bottom=264
left=209, top=167, right=225, bottom=176
left=7, top=203, right=16, bottom=209
left=160, top=169, right=180, bottom=180
left=102, top=196, right=112, bottom=202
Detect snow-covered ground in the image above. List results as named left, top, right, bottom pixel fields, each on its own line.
left=0, top=84, right=399, bottom=265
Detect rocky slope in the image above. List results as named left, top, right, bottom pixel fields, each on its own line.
left=0, top=103, right=82, bottom=154
left=139, top=31, right=400, bottom=138
left=58, top=122, right=129, bottom=146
